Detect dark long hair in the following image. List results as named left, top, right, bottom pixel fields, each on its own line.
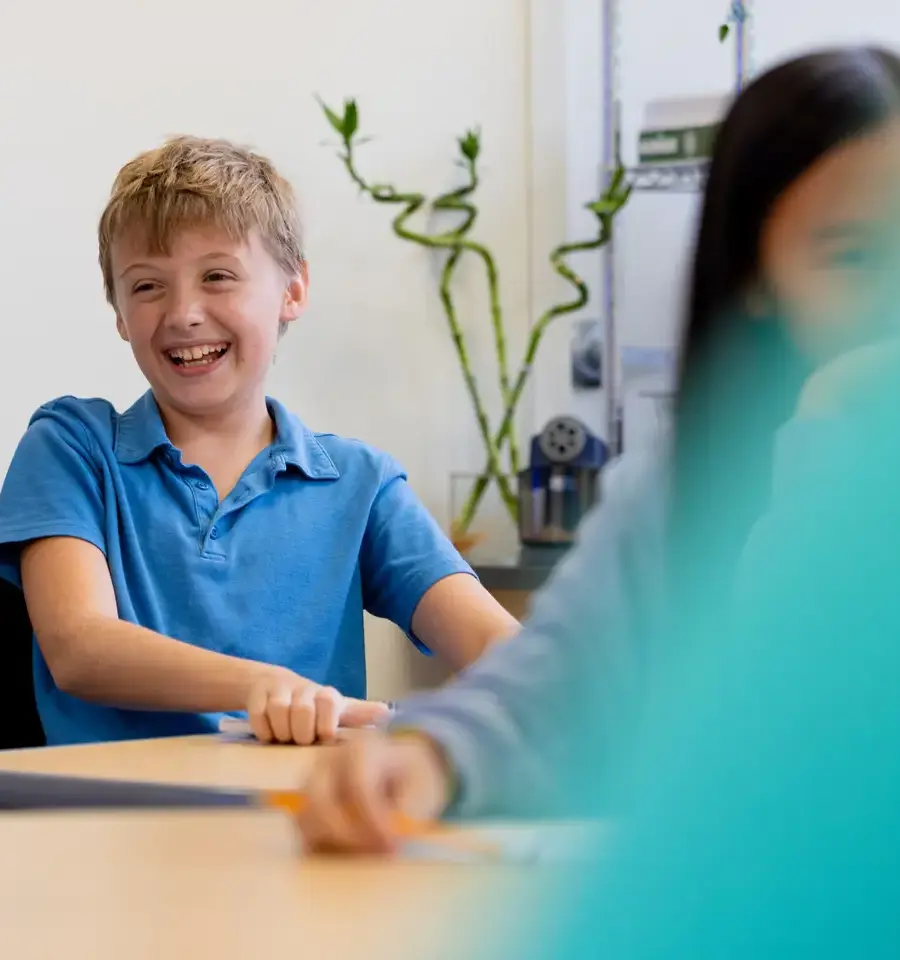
left=669, top=46, right=900, bottom=600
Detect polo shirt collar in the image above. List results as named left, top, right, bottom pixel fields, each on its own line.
left=267, top=397, right=340, bottom=480
left=115, top=391, right=172, bottom=464
left=115, top=391, right=340, bottom=480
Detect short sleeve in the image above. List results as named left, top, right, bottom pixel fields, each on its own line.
left=359, top=456, right=474, bottom=651
left=0, top=411, right=106, bottom=588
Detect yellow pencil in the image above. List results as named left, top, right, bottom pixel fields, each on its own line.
left=261, top=789, right=501, bottom=858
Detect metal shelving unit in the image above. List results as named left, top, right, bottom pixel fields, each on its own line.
left=599, top=1, right=753, bottom=453
left=626, top=162, right=709, bottom=193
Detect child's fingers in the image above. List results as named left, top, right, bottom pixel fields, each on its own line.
left=289, top=687, right=317, bottom=745
left=314, top=686, right=343, bottom=742
left=247, top=685, right=275, bottom=743
left=336, top=742, right=399, bottom=854
left=340, top=698, right=391, bottom=728
left=300, top=758, right=363, bottom=853
left=266, top=689, right=298, bottom=744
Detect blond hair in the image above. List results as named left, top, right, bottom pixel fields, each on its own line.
left=98, top=136, right=305, bottom=315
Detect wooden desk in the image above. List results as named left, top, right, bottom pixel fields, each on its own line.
left=0, top=733, right=319, bottom=791
left=0, top=737, right=539, bottom=959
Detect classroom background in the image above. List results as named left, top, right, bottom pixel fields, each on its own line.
left=1, top=0, right=896, bottom=702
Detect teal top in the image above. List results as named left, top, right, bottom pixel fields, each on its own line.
left=397, top=398, right=900, bottom=955
left=552, top=409, right=900, bottom=957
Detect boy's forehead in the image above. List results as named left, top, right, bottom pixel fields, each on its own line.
left=111, top=223, right=254, bottom=268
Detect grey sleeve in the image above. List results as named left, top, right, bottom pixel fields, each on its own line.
left=390, top=447, right=668, bottom=819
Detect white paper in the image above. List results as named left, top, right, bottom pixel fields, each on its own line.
left=399, top=821, right=609, bottom=864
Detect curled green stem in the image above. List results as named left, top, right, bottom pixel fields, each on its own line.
left=339, top=147, right=518, bottom=514
left=433, top=186, right=519, bottom=475
left=455, top=222, right=616, bottom=532
left=327, top=104, right=628, bottom=538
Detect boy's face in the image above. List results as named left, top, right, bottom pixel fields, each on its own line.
left=111, top=225, right=306, bottom=420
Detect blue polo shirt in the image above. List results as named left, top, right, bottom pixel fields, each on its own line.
left=0, top=391, right=473, bottom=745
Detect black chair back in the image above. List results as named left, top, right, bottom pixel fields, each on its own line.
left=0, top=578, right=45, bottom=749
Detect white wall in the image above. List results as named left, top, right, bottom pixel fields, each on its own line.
left=529, top=0, right=606, bottom=439
left=754, top=2, right=900, bottom=68
left=0, top=0, right=567, bottom=698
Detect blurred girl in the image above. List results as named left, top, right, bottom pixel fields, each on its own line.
left=299, top=46, right=900, bottom=854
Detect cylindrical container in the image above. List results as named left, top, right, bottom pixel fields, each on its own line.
left=517, top=466, right=601, bottom=545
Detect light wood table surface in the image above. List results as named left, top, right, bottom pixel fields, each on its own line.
left=0, top=736, right=539, bottom=959
left=0, top=732, right=321, bottom=791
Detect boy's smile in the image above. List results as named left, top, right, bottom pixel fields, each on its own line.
left=164, top=340, right=232, bottom=375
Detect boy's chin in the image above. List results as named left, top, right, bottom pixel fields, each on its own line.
left=152, top=380, right=249, bottom=419
left=141, top=355, right=269, bottom=419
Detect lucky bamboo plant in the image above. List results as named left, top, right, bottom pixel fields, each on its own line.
left=318, top=97, right=632, bottom=541
left=719, top=0, right=748, bottom=42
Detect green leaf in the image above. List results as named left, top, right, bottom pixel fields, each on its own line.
left=587, top=198, right=620, bottom=215
left=588, top=177, right=633, bottom=216
left=458, top=128, right=481, bottom=161
left=371, top=184, right=395, bottom=200
left=608, top=164, right=625, bottom=193
left=719, top=23, right=730, bottom=42
left=315, top=94, right=347, bottom=138
left=344, top=99, right=359, bottom=140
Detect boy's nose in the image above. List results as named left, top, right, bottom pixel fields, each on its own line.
left=163, top=294, right=205, bottom=329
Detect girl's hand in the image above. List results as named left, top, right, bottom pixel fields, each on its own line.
left=297, top=731, right=453, bottom=855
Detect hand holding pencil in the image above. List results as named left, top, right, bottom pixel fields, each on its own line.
left=296, top=731, right=455, bottom=855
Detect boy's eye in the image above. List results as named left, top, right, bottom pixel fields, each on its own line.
left=133, top=281, right=158, bottom=294
left=204, top=270, right=234, bottom=283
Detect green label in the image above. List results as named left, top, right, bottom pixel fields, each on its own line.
left=638, top=125, right=719, bottom=164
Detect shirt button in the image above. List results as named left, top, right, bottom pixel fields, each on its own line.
left=210, top=527, right=219, bottom=540
left=197, top=481, right=209, bottom=491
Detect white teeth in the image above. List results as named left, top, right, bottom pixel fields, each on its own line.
left=166, top=342, right=229, bottom=362
left=166, top=342, right=229, bottom=366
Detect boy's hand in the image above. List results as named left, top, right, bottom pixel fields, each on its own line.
left=297, top=731, right=453, bottom=854
left=247, top=670, right=390, bottom=745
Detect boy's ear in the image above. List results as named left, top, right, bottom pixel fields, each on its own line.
left=280, top=262, right=308, bottom=326
left=116, top=314, right=130, bottom=342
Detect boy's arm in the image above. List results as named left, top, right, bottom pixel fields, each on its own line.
left=409, top=573, right=520, bottom=671
left=361, top=456, right=519, bottom=669
left=2, top=406, right=385, bottom=741
left=1, top=410, right=292, bottom=714
left=23, top=535, right=387, bottom=740
left=21, top=536, right=287, bottom=712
